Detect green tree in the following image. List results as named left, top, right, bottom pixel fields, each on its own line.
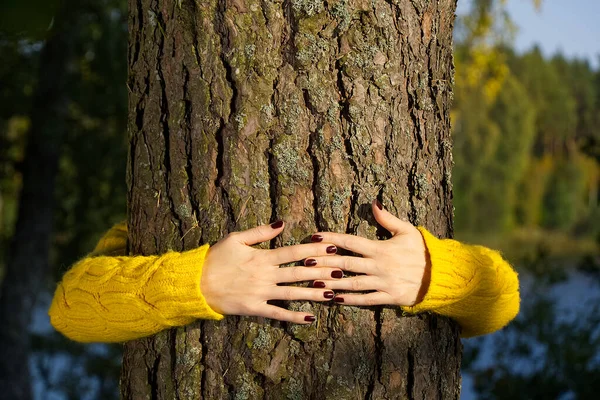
left=485, top=74, right=536, bottom=231
left=452, top=59, right=536, bottom=234
left=510, top=47, right=577, bottom=155
left=542, top=156, right=588, bottom=231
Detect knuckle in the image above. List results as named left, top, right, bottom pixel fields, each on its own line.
left=270, top=308, right=285, bottom=321
left=341, top=236, right=351, bottom=250
left=351, top=278, right=363, bottom=291
left=284, top=287, right=294, bottom=301
left=365, top=296, right=378, bottom=306
left=227, top=232, right=240, bottom=240
left=290, top=246, right=302, bottom=261
left=346, top=236, right=359, bottom=250
left=343, top=257, right=354, bottom=272
left=255, top=225, right=268, bottom=239
left=291, top=267, right=303, bottom=282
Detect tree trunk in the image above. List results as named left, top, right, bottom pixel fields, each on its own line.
left=0, top=2, right=79, bottom=399
left=122, top=0, right=460, bottom=398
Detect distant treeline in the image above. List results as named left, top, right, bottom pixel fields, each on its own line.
left=452, top=45, right=600, bottom=237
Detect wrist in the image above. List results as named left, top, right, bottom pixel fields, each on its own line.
left=153, top=245, right=223, bottom=321
left=403, top=228, right=482, bottom=313
left=414, top=229, right=432, bottom=305
left=199, top=247, right=225, bottom=315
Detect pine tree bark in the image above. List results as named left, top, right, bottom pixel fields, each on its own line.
left=123, top=0, right=460, bottom=398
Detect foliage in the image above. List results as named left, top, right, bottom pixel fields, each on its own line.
left=453, top=71, right=537, bottom=233
left=453, top=10, right=600, bottom=237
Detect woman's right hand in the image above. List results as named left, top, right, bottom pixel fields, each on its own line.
left=201, top=221, right=342, bottom=324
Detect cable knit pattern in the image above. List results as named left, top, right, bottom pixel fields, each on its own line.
left=402, top=227, right=520, bottom=338
left=48, top=222, right=223, bottom=343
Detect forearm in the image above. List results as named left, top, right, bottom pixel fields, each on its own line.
left=403, top=228, right=520, bottom=338
left=49, top=244, right=223, bottom=343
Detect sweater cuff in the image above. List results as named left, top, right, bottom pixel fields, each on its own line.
left=144, top=244, right=224, bottom=324
left=402, top=227, right=483, bottom=314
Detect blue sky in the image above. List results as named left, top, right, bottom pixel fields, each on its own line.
left=458, top=0, right=600, bottom=68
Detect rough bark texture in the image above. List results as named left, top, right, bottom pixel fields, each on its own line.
left=123, top=0, right=460, bottom=398
left=0, top=3, right=81, bottom=399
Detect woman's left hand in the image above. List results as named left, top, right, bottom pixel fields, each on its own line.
left=307, top=200, right=431, bottom=307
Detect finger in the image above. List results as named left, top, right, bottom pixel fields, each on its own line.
left=303, top=255, right=376, bottom=275
left=275, top=266, right=344, bottom=283
left=271, top=286, right=336, bottom=302
left=315, top=275, right=383, bottom=292
left=234, top=221, right=284, bottom=245
left=267, top=243, right=337, bottom=265
left=332, top=291, right=393, bottom=306
left=254, top=304, right=316, bottom=324
left=311, top=232, right=376, bottom=256
left=372, top=200, right=414, bottom=236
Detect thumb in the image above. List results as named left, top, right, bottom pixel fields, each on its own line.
left=372, top=200, right=413, bottom=236
left=234, top=221, right=284, bottom=245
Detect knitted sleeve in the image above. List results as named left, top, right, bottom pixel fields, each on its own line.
left=48, top=222, right=223, bottom=343
left=402, top=228, right=520, bottom=338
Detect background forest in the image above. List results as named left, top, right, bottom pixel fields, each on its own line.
left=1, top=0, right=598, bottom=399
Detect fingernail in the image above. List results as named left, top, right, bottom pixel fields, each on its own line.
left=324, top=291, right=335, bottom=299
left=311, top=234, right=323, bottom=242
left=270, top=220, right=284, bottom=229
left=326, top=245, right=337, bottom=254
left=305, top=258, right=317, bottom=266
left=312, top=281, right=326, bottom=288
left=304, top=315, right=316, bottom=322
left=331, top=270, right=343, bottom=279
left=375, top=200, right=383, bottom=210
left=333, top=297, right=344, bottom=303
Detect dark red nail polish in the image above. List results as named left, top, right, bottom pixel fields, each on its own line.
left=311, top=234, right=323, bottom=242
left=324, top=291, right=335, bottom=299
left=312, top=281, right=326, bottom=288
left=270, top=220, right=284, bottom=229
left=326, top=245, right=337, bottom=254
left=331, top=270, right=343, bottom=279
left=304, top=315, right=316, bottom=322
left=375, top=200, right=383, bottom=210
left=305, top=258, right=317, bottom=266
left=333, top=297, right=344, bottom=303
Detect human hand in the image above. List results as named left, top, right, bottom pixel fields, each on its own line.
left=201, top=221, right=341, bottom=324
left=305, top=200, right=431, bottom=306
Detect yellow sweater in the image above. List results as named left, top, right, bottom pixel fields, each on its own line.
left=48, top=223, right=520, bottom=342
